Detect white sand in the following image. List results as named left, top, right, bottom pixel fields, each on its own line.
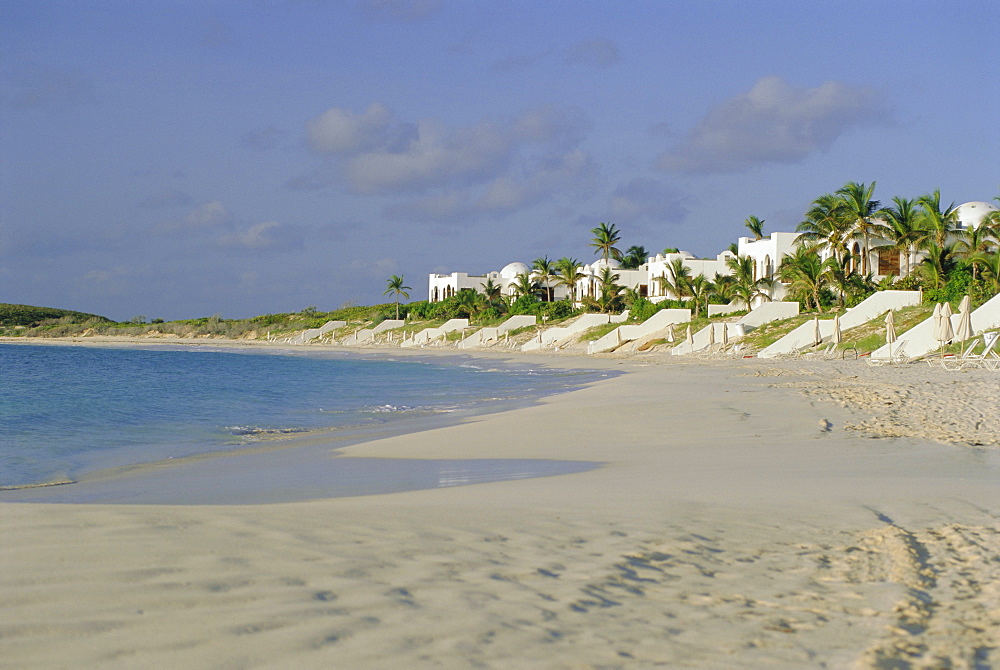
left=2, top=340, right=999, bottom=668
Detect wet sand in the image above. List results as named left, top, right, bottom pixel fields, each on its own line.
left=2, top=340, right=999, bottom=667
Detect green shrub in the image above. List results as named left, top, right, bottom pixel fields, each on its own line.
left=0, top=303, right=110, bottom=327
left=579, top=322, right=620, bottom=341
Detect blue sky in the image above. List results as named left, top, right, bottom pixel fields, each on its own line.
left=2, top=0, right=997, bottom=321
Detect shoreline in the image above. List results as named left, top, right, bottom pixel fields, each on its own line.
left=0, top=339, right=619, bottom=502
left=2, top=335, right=999, bottom=666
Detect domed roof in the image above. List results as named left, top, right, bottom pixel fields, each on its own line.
left=955, top=201, right=999, bottom=230
left=498, top=261, right=530, bottom=278
left=591, top=257, right=621, bottom=270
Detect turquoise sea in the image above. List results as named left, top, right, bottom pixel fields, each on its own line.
left=0, top=344, right=608, bottom=503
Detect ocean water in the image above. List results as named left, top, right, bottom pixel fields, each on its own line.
left=0, top=344, right=609, bottom=500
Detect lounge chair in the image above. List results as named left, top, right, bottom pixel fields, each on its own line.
left=941, top=331, right=1000, bottom=370
left=866, top=340, right=911, bottom=366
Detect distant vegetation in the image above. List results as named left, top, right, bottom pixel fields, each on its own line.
left=0, top=303, right=402, bottom=340
left=0, top=304, right=111, bottom=327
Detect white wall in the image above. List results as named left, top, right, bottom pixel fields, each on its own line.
left=869, top=292, right=1000, bottom=360
left=757, top=291, right=920, bottom=358
left=587, top=309, right=689, bottom=354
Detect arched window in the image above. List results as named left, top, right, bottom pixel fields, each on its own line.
left=764, top=255, right=772, bottom=278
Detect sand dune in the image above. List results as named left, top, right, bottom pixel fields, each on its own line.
left=2, top=346, right=999, bottom=668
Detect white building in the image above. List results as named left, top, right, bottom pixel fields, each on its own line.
left=575, top=258, right=647, bottom=302
left=428, top=201, right=997, bottom=306
left=645, top=250, right=732, bottom=301
left=822, top=200, right=998, bottom=280
left=428, top=261, right=569, bottom=303
left=955, top=201, right=999, bottom=231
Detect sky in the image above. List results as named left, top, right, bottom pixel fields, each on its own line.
left=2, top=0, right=998, bottom=321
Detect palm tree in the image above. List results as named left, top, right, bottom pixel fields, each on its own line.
left=480, top=277, right=503, bottom=307
left=744, top=215, right=765, bottom=240
left=725, top=255, right=769, bottom=308
left=687, top=275, right=710, bottom=317
left=977, top=250, right=1000, bottom=294
left=878, top=196, right=922, bottom=277
left=584, top=266, right=623, bottom=313
left=621, top=287, right=644, bottom=310
left=454, top=289, right=486, bottom=320
left=980, top=210, right=1000, bottom=242
left=822, top=253, right=869, bottom=309
left=779, top=246, right=829, bottom=312
left=709, top=272, right=736, bottom=304
left=556, top=257, right=584, bottom=303
left=796, top=193, right=851, bottom=262
left=532, top=256, right=556, bottom=302
left=915, top=243, right=958, bottom=289
left=836, top=181, right=881, bottom=275
left=511, top=272, right=540, bottom=301
left=590, top=222, right=622, bottom=262
left=655, top=258, right=691, bottom=301
left=955, top=224, right=996, bottom=281
left=384, top=274, right=411, bottom=320
left=620, top=245, right=648, bottom=269
left=916, top=189, right=959, bottom=250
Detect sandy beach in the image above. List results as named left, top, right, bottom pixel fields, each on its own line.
left=2, top=339, right=999, bottom=668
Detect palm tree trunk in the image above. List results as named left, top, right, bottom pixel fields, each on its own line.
left=861, top=232, right=869, bottom=275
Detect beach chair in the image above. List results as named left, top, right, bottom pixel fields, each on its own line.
left=866, top=340, right=910, bottom=366
left=941, top=331, right=1000, bottom=370
left=804, top=342, right=839, bottom=359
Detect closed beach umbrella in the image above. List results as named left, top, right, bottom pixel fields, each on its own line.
left=940, top=302, right=954, bottom=345
left=885, top=310, right=896, bottom=359
left=813, top=315, right=822, bottom=346
left=955, top=295, right=972, bottom=344
left=707, top=323, right=715, bottom=347
left=831, top=313, right=842, bottom=345
left=931, top=303, right=943, bottom=343
left=686, top=324, right=694, bottom=347
left=666, top=323, right=675, bottom=343
left=722, top=323, right=729, bottom=348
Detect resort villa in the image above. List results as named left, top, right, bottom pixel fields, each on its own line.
left=427, top=201, right=999, bottom=308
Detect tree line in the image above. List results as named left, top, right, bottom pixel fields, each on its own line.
left=392, top=183, right=999, bottom=323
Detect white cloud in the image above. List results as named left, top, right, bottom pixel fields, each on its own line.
left=385, top=148, right=594, bottom=223
left=186, top=201, right=230, bottom=227
left=386, top=191, right=471, bottom=223
left=218, top=221, right=278, bottom=249
left=347, top=257, right=397, bottom=276
left=217, top=221, right=301, bottom=251
left=300, top=104, right=593, bottom=223
left=321, top=105, right=589, bottom=195
left=657, top=76, right=891, bottom=174
left=479, top=148, right=594, bottom=212
left=152, top=200, right=231, bottom=235
left=344, top=118, right=511, bottom=194
left=81, top=265, right=152, bottom=296
left=306, top=103, right=391, bottom=154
